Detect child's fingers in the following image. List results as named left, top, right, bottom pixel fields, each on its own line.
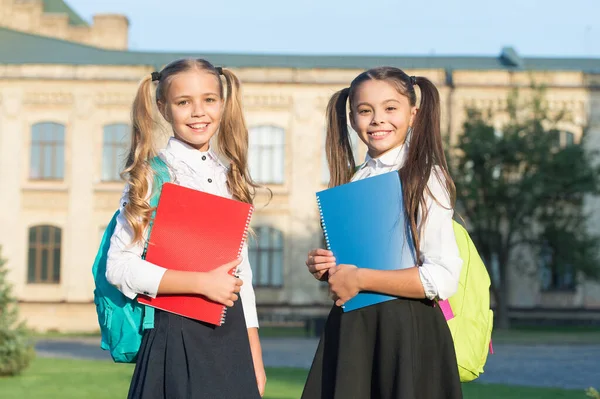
left=309, top=262, right=336, bottom=273
left=310, top=255, right=336, bottom=265
left=218, top=258, right=242, bottom=272
left=308, top=248, right=334, bottom=257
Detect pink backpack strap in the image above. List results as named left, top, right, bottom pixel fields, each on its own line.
left=438, top=299, right=455, bottom=321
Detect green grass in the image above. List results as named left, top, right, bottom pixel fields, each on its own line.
left=0, top=358, right=588, bottom=399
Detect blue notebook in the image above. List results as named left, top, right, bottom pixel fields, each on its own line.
left=316, top=171, right=416, bottom=312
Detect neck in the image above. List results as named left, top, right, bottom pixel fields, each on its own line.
left=173, top=135, right=210, bottom=152
left=368, top=141, right=405, bottom=159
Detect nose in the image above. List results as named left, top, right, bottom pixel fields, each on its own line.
left=371, top=110, right=385, bottom=125
left=191, top=101, right=205, bottom=118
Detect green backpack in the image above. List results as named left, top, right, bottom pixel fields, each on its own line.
left=438, top=222, right=494, bottom=382
left=92, top=157, right=170, bottom=363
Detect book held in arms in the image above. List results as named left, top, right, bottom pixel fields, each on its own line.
left=137, top=183, right=253, bottom=326
left=316, top=171, right=415, bottom=312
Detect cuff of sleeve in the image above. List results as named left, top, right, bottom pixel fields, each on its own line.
left=243, top=306, right=259, bottom=328
left=241, top=298, right=259, bottom=328
left=125, top=260, right=167, bottom=299
left=418, top=266, right=439, bottom=300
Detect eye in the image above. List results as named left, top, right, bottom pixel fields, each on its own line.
left=386, top=106, right=397, bottom=111
left=358, top=109, right=371, bottom=114
left=177, top=100, right=190, bottom=106
left=205, top=97, right=217, bottom=103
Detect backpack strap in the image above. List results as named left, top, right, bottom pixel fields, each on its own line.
left=142, top=155, right=171, bottom=330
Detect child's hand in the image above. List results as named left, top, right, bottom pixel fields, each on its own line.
left=305, top=249, right=336, bottom=281
left=200, top=258, right=243, bottom=307
left=328, top=264, right=360, bottom=306
left=255, top=364, right=267, bottom=396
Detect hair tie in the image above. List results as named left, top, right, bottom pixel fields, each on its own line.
left=215, top=67, right=223, bottom=75
left=410, top=76, right=417, bottom=86
left=151, top=71, right=161, bottom=82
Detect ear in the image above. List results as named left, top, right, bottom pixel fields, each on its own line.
left=157, top=100, right=170, bottom=122
left=409, top=106, right=418, bottom=126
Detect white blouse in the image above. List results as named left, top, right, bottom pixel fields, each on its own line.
left=351, top=143, right=463, bottom=300
left=106, top=137, right=258, bottom=328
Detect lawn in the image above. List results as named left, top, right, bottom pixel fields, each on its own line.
left=0, top=358, right=587, bottom=399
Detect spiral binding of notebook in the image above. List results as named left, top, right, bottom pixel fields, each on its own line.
left=219, top=204, right=255, bottom=325
left=316, top=197, right=331, bottom=250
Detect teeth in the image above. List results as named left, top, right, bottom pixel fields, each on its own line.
left=190, top=123, right=208, bottom=129
left=371, top=131, right=389, bottom=137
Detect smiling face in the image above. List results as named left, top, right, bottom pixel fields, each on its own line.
left=349, top=79, right=417, bottom=158
left=158, top=69, right=223, bottom=151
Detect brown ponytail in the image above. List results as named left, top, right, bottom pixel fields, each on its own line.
left=325, top=87, right=356, bottom=188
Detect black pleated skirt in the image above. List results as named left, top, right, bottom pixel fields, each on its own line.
left=301, top=298, right=463, bottom=399
left=127, top=299, right=260, bottom=399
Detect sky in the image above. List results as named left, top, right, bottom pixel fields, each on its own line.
left=65, top=0, right=600, bottom=58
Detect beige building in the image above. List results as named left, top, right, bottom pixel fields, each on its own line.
left=0, top=0, right=599, bottom=332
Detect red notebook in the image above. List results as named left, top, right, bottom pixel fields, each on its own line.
left=137, top=182, right=254, bottom=326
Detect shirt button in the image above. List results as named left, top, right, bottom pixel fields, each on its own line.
left=202, top=156, right=207, bottom=161
left=208, top=178, right=213, bottom=183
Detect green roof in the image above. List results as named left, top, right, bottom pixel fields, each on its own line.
left=1, top=26, right=599, bottom=73
left=42, top=0, right=87, bottom=26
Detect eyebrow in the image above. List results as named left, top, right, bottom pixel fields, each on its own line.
left=356, top=99, right=402, bottom=107
left=172, top=92, right=220, bottom=100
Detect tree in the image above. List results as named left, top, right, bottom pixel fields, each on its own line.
left=0, top=246, right=34, bottom=376
left=450, top=87, right=600, bottom=329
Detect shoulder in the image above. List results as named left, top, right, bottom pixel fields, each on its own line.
left=425, top=166, right=453, bottom=207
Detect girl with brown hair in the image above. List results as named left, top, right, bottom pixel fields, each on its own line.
left=303, top=67, right=463, bottom=399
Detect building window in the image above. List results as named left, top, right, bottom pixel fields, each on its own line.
left=539, top=241, right=575, bottom=291
left=30, top=122, right=65, bottom=180
left=27, top=225, right=61, bottom=284
left=551, top=130, right=575, bottom=148
left=249, top=125, right=285, bottom=184
left=321, top=126, right=361, bottom=185
left=102, top=123, right=130, bottom=181
left=248, top=226, right=284, bottom=287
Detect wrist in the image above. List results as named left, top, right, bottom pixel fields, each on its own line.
left=192, top=272, right=207, bottom=295
left=356, top=268, right=368, bottom=291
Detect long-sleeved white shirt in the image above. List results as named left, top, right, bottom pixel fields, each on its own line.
left=106, top=137, right=258, bottom=328
left=351, top=143, right=463, bottom=300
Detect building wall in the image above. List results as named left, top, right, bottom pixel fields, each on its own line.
left=1, top=62, right=599, bottom=331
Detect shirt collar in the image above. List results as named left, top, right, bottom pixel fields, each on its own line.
left=361, top=142, right=408, bottom=170
left=164, top=137, right=226, bottom=170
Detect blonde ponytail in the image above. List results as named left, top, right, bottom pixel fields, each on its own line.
left=122, top=75, right=160, bottom=243
left=217, top=68, right=259, bottom=205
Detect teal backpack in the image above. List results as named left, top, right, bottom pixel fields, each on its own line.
left=92, top=157, right=170, bottom=363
